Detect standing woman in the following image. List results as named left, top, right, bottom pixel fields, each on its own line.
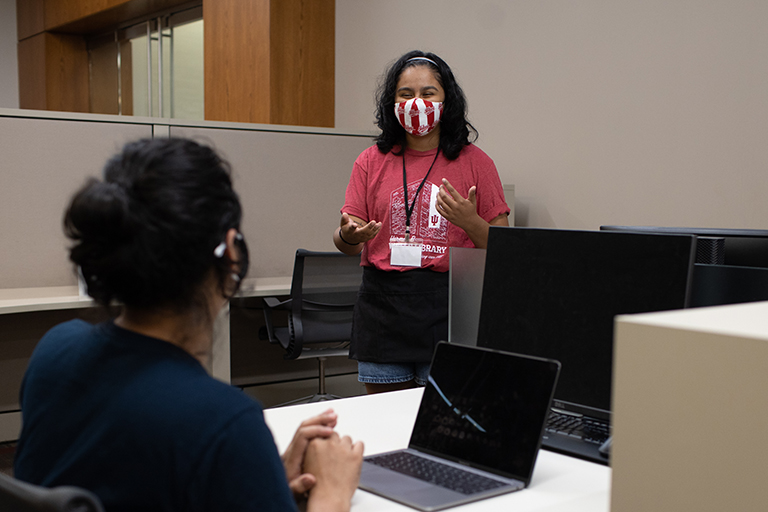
left=334, top=51, right=510, bottom=394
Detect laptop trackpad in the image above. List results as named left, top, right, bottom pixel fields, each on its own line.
left=359, top=462, right=434, bottom=493
left=360, top=462, right=467, bottom=511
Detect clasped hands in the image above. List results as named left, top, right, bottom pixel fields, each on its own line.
left=281, top=409, right=364, bottom=507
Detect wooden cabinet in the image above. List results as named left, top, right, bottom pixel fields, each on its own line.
left=16, top=0, right=335, bottom=126
left=203, top=0, right=335, bottom=126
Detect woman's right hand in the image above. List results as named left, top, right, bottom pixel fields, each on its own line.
left=304, top=432, right=364, bottom=512
left=334, top=213, right=381, bottom=255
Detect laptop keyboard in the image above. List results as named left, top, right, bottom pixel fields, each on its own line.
left=366, top=451, right=509, bottom=495
left=546, top=411, right=609, bottom=444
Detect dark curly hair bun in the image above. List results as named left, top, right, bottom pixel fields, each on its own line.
left=64, top=138, right=246, bottom=309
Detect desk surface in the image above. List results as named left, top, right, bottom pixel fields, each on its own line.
left=0, top=277, right=292, bottom=315
left=0, top=286, right=94, bottom=315
left=237, top=276, right=292, bottom=299
left=263, top=389, right=611, bottom=512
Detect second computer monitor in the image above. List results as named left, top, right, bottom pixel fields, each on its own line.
left=476, top=227, right=696, bottom=419
left=600, top=225, right=768, bottom=268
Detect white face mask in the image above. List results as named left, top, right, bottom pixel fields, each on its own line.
left=394, top=98, right=443, bottom=136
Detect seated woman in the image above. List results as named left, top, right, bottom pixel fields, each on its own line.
left=13, top=138, right=363, bottom=512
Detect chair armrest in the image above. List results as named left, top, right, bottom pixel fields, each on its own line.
left=302, top=300, right=356, bottom=310
left=0, top=473, right=104, bottom=512
left=263, top=297, right=292, bottom=344
left=263, top=296, right=291, bottom=310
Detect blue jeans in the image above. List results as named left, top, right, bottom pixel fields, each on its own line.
left=357, top=361, right=431, bottom=386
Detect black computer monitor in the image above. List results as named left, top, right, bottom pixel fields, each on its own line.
left=689, top=264, right=768, bottom=307
left=476, top=227, right=696, bottom=420
left=600, top=226, right=768, bottom=268
left=600, top=226, right=768, bottom=307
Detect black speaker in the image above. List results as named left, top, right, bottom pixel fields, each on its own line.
left=695, top=237, right=725, bottom=265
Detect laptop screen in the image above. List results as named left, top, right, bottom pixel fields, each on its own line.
left=409, top=343, right=560, bottom=483
left=476, top=227, right=695, bottom=419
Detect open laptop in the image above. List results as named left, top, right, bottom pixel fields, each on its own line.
left=358, top=342, right=561, bottom=512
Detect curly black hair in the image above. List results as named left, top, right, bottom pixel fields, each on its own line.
left=374, top=50, right=477, bottom=160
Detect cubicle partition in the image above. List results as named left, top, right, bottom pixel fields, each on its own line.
left=169, top=126, right=372, bottom=277
left=0, top=109, right=373, bottom=440
left=0, top=110, right=373, bottom=287
left=0, top=114, right=152, bottom=289
left=612, top=301, right=768, bottom=512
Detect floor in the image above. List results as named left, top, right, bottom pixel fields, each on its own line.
left=243, top=371, right=366, bottom=408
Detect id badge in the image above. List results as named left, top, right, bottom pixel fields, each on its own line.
left=390, top=239, right=423, bottom=267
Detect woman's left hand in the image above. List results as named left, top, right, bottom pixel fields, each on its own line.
left=436, top=178, right=480, bottom=230
left=281, top=408, right=338, bottom=496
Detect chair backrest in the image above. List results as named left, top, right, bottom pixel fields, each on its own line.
left=0, top=472, right=104, bottom=512
left=286, top=249, right=363, bottom=356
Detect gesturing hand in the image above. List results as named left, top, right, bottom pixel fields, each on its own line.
left=436, top=179, right=479, bottom=230
left=281, top=409, right=338, bottom=496
left=339, top=212, right=382, bottom=245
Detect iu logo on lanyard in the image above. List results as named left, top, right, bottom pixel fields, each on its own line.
left=391, top=149, right=441, bottom=267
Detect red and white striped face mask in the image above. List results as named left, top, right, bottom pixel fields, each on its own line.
left=394, top=98, right=443, bottom=136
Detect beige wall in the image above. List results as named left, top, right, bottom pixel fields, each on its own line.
left=2, top=1, right=766, bottom=237
left=336, top=0, right=768, bottom=231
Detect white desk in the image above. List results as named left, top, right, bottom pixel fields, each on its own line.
left=0, top=286, right=95, bottom=315
left=264, top=389, right=611, bottom=512
left=237, top=276, right=292, bottom=299
left=0, top=277, right=292, bottom=315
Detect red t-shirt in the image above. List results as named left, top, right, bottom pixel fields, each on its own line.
left=342, top=144, right=510, bottom=272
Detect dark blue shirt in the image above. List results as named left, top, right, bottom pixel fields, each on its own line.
left=14, top=320, right=298, bottom=512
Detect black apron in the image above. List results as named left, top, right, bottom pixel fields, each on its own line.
left=350, top=266, right=448, bottom=363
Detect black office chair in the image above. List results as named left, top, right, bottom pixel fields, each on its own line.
left=0, top=472, right=104, bottom=512
left=262, top=249, right=363, bottom=405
